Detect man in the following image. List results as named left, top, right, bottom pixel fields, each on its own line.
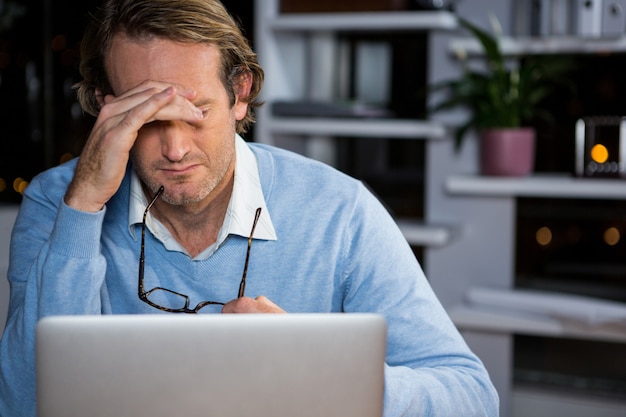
left=0, top=0, right=498, bottom=415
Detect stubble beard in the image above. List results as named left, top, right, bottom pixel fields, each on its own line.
left=132, top=150, right=234, bottom=207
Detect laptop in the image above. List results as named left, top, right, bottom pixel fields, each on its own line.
left=36, top=313, right=386, bottom=417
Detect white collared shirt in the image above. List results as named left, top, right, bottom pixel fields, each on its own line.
left=128, top=134, right=277, bottom=260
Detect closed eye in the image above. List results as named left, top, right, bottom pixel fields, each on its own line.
left=198, top=106, right=210, bottom=118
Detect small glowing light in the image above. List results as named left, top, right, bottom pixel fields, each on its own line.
left=0, top=177, right=6, bottom=192
left=536, top=226, right=552, bottom=246
left=13, top=177, right=29, bottom=195
left=590, top=144, right=609, bottom=164
left=604, top=227, right=620, bottom=246
left=13, top=177, right=23, bottom=192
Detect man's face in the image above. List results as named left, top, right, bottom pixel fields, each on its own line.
left=105, top=34, right=249, bottom=206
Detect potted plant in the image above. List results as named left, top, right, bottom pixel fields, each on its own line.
left=430, top=15, right=573, bottom=176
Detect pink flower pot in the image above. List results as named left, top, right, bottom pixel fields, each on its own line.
left=479, top=128, right=536, bottom=176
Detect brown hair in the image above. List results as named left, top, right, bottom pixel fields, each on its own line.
left=75, top=0, right=263, bottom=133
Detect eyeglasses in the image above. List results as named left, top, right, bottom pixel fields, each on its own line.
left=138, top=185, right=262, bottom=313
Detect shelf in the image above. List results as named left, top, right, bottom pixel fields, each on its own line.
left=266, top=10, right=457, bottom=32
left=450, top=287, right=626, bottom=343
left=268, top=117, right=447, bottom=140
left=446, top=174, right=626, bottom=200
left=395, top=219, right=455, bottom=247
left=449, top=306, right=626, bottom=342
left=450, top=305, right=626, bottom=344
left=450, top=36, right=626, bottom=57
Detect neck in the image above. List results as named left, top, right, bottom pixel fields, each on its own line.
left=147, top=176, right=234, bottom=258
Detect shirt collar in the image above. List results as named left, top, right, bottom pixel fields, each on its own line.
left=128, top=134, right=276, bottom=258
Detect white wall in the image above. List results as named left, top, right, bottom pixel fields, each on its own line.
left=0, top=206, right=19, bottom=335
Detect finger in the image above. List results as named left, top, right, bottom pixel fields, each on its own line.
left=101, top=86, right=202, bottom=129
left=143, top=92, right=204, bottom=125
left=254, top=296, right=286, bottom=313
left=103, top=80, right=197, bottom=112
left=111, top=80, right=197, bottom=103
left=221, top=296, right=286, bottom=314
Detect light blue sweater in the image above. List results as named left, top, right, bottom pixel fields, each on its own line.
left=0, top=142, right=498, bottom=417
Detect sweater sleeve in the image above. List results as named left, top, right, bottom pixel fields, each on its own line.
left=342, top=184, right=499, bottom=417
left=0, top=171, right=107, bottom=417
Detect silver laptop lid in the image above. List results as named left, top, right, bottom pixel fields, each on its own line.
left=36, top=313, right=386, bottom=417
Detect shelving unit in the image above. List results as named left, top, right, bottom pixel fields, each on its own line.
left=425, top=3, right=626, bottom=415
left=254, top=2, right=455, bottom=147
left=255, top=1, right=626, bottom=416
left=254, top=0, right=457, bottom=249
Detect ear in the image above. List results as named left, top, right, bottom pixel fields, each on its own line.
left=233, top=71, right=253, bottom=121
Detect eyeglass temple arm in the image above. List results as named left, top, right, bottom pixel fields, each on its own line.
left=238, top=207, right=262, bottom=298
left=138, top=186, right=165, bottom=298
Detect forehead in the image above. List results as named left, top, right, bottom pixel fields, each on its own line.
left=105, top=33, right=223, bottom=96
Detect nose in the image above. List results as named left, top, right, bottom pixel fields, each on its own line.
left=159, top=122, right=191, bottom=162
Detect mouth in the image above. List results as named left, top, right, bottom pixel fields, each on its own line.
left=160, top=164, right=201, bottom=176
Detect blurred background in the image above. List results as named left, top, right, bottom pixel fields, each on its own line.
left=0, top=0, right=254, bottom=203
